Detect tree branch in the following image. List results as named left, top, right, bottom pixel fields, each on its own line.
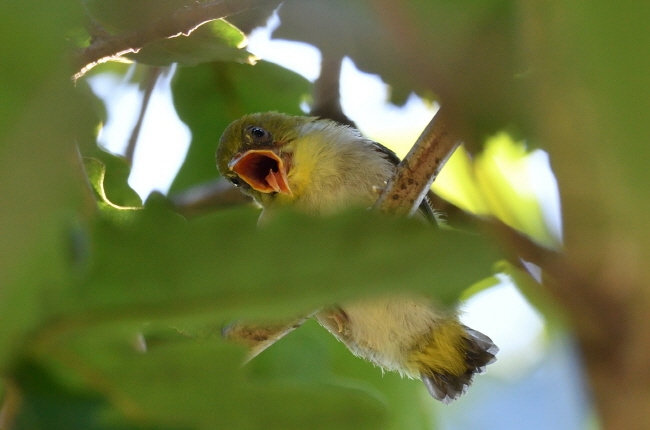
left=379, top=107, right=621, bottom=347
left=73, top=0, right=277, bottom=79
left=373, top=106, right=460, bottom=217
left=125, top=67, right=163, bottom=165
left=170, top=178, right=252, bottom=218
left=309, top=53, right=355, bottom=127
left=486, top=219, right=626, bottom=347
left=0, top=379, right=20, bottom=430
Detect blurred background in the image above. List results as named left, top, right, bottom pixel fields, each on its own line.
left=83, top=11, right=588, bottom=430
left=2, top=0, right=649, bottom=429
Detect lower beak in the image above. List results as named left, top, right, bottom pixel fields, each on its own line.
left=228, top=149, right=292, bottom=195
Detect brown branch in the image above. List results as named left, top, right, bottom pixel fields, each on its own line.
left=170, top=178, right=252, bottom=218
left=381, top=105, right=635, bottom=430
left=368, top=108, right=617, bottom=339
left=124, top=67, right=163, bottom=165
left=486, top=219, right=626, bottom=348
left=309, top=53, right=355, bottom=127
left=0, top=379, right=21, bottom=430
left=73, top=0, right=276, bottom=79
left=373, top=106, right=460, bottom=217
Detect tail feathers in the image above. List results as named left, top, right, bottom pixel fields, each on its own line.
left=421, top=326, right=498, bottom=404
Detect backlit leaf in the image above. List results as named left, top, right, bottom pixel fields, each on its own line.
left=128, top=19, right=256, bottom=66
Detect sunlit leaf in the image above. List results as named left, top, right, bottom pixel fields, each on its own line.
left=475, top=134, right=558, bottom=248
left=84, top=158, right=141, bottom=223
left=432, top=146, right=490, bottom=216
left=459, top=274, right=501, bottom=302
left=128, top=19, right=256, bottom=67
left=433, top=134, right=560, bottom=249
left=93, top=152, right=142, bottom=208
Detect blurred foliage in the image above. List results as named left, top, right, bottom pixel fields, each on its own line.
left=83, top=0, right=199, bottom=32
left=276, top=0, right=527, bottom=144
left=2, top=0, right=649, bottom=428
left=433, top=134, right=561, bottom=249
left=493, top=260, right=566, bottom=335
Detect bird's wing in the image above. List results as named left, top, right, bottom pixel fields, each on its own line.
left=370, top=141, right=440, bottom=224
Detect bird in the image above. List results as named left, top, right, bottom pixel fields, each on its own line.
left=216, top=112, right=498, bottom=404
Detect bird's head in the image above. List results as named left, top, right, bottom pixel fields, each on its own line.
left=217, top=112, right=393, bottom=215
left=216, top=112, right=312, bottom=207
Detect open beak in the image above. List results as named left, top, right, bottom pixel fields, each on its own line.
left=228, top=149, right=292, bottom=195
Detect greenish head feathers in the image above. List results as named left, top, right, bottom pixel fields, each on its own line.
left=216, top=112, right=318, bottom=202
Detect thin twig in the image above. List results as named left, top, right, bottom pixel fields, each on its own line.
left=170, top=178, right=253, bottom=218
left=125, top=67, right=163, bottom=165
left=373, top=106, right=460, bottom=217
left=73, top=0, right=276, bottom=79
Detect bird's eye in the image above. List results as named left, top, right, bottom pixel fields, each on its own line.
left=251, top=127, right=266, bottom=138
left=228, top=176, right=242, bottom=187
left=246, top=126, right=272, bottom=144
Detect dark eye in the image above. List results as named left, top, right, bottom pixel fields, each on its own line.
left=251, top=127, right=266, bottom=138
left=228, top=176, right=242, bottom=187
left=247, top=126, right=272, bottom=144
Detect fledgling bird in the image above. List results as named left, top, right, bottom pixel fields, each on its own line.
left=216, top=112, right=498, bottom=404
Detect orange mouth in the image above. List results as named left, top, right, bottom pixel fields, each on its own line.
left=228, top=149, right=292, bottom=195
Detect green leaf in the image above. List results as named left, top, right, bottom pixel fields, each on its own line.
left=83, top=0, right=195, bottom=33
left=0, top=1, right=82, bottom=138
left=245, top=319, right=438, bottom=429
left=0, top=1, right=90, bottom=367
left=38, top=322, right=387, bottom=430
left=169, top=61, right=311, bottom=193
left=527, top=0, right=650, bottom=264
left=128, top=19, right=256, bottom=66
left=94, top=153, right=142, bottom=208
left=84, top=158, right=142, bottom=223
left=562, top=1, right=650, bottom=192
left=12, top=361, right=158, bottom=430
left=311, top=319, right=436, bottom=430
left=56, top=205, right=498, bottom=325
left=459, top=274, right=501, bottom=302
left=84, top=0, right=256, bottom=67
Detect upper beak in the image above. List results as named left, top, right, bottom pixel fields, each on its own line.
left=228, top=149, right=292, bottom=195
